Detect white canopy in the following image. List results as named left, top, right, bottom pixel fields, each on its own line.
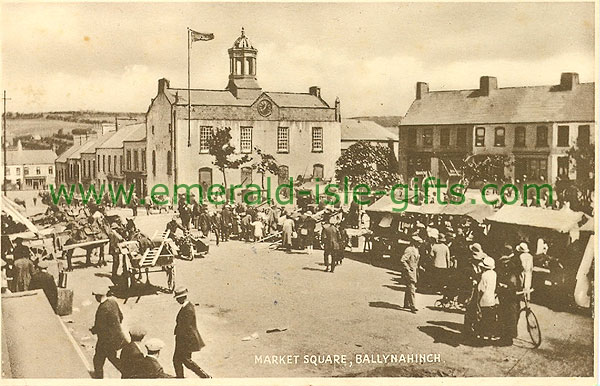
left=1, top=196, right=39, bottom=234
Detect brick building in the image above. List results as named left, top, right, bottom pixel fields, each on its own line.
left=146, top=29, right=341, bottom=202
left=399, top=73, right=595, bottom=184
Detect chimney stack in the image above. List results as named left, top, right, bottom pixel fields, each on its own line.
left=335, top=97, right=341, bottom=122
left=309, top=86, right=321, bottom=98
left=479, top=76, right=498, bottom=96
left=416, top=82, right=429, bottom=100
left=560, top=72, right=579, bottom=90
left=158, top=78, right=170, bottom=94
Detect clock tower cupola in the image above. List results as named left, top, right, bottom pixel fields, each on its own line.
left=226, top=27, right=261, bottom=98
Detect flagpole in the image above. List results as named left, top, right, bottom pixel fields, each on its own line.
left=187, top=27, right=191, bottom=147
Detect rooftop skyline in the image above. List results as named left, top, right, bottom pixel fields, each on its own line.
left=1, top=2, right=595, bottom=116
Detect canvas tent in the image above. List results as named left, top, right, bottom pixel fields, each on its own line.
left=1, top=196, right=39, bottom=234
left=366, top=195, right=495, bottom=222
left=487, top=205, right=587, bottom=233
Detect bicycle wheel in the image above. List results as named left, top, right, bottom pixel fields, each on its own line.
left=523, top=307, right=542, bottom=348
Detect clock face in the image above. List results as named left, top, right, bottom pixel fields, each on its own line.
left=257, top=99, right=273, bottom=117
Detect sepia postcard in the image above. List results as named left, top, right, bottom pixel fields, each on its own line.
left=0, top=1, right=597, bottom=385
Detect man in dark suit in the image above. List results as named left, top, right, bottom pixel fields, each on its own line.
left=321, top=217, right=342, bottom=273
left=90, top=287, right=126, bottom=378
left=138, top=338, right=174, bottom=378
left=173, top=286, right=210, bottom=378
left=29, top=260, right=58, bottom=313
left=120, top=326, right=146, bottom=378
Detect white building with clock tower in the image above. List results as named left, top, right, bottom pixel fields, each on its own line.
left=145, top=28, right=341, bottom=201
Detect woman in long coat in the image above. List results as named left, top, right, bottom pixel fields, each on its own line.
left=497, top=246, right=521, bottom=346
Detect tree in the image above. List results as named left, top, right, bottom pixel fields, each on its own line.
left=251, top=147, right=279, bottom=189
left=461, top=154, right=512, bottom=189
left=335, top=141, right=400, bottom=190
left=566, top=142, right=594, bottom=212
left=207, top=127, right=251, bottom=191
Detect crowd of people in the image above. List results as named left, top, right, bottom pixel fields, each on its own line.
left=156, top=193, right=357, bottom=273
left=395, top=217, right=540, bottom=346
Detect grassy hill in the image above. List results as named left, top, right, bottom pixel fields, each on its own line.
left=5, top=111, right=144, bottom=138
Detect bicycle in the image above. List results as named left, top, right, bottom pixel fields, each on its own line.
left=517, top=288, right=542, bottom=348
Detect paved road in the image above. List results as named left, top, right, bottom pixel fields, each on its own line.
left=58, top=210, right=593, bottom=378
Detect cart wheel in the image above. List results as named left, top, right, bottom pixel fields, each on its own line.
left=167, top=266, right=175, bottom=292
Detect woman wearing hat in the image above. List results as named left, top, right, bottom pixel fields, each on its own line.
left=463, top=243, right=486, bottom=339
left=496, top=245, right=520, bottom=346
left=516, top=242, right=533, bottom=299
left=477, top=256, right=498, bottom=342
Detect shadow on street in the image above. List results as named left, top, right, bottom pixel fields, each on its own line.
left=369, top=301, right=413, bottom=313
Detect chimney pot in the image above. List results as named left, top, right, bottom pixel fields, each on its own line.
left=158, top=78, right=170, bottom=94
left=560, top=72, right=579, bottom=90
left=416, top=82, right=429, bottom=100
left=309, top=86, right=321, bottom=98
left=479, top=76, right=498, bottom=96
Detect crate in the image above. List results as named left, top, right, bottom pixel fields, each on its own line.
left=56, top=288, right=73, bottom=316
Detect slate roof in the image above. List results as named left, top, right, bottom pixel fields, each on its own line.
left=67, top=137, right=105, bottom=160
left=56, top=142, right=88, bottom=163
left=6, top=149, right=57, bottom=165
left=351, top=116, right=403, bottom=128
left=402, top=83, right=595, bottom=125
left=166, top=88, right=329, bottom=108
left=341, top=118, right=398, bottom=141
left=79, top=135, right=112, bottom=156
left=97, top=123, right=146, bottom=149
left=122, top=123, right=146, bottom=142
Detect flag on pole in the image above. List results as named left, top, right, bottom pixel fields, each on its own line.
left=189, top=29, right=214, bottom=45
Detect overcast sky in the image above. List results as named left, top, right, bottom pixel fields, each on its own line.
left=1, top=2, right=595, bottom=116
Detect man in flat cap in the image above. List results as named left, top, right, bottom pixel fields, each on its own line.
left=120, top=326, right=147, bottom=378
left=139, top=338, right=174, bottom=378
left=90, top=286, right=126, bottom=378
left=12, top=238, right=35, bottom=292
left=173, top=286, right=210, bottom=378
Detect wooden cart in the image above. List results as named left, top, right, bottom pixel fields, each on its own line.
left=119, top=230, right=175, bottom=293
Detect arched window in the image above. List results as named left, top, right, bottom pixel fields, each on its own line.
left=166, top=151, right=172, bottom=175
left=152, top=150, right=156, bottom=176
left=246, top=58, right=253, bottom=75
left=313, top=164, right=324, bottom=180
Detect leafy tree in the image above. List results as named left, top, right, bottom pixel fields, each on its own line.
left=461, top=154, right=512, bottom=189
left=251, top=147, right=279, bottom=189
left=566, top=142, right=594, bottom=212
left=335, top=141, right=400, bottom=189
left=207, top=127, right=252, bottom=191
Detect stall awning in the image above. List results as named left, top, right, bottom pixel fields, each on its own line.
left=2, top=290, right=90, bottom=378
left=487, top=205, right=586, bottom=233
left=1, top=196, right=39, bottom=234
left=366, top=195, right=496, bottom=222
left=366, top=196, right=424, bottom=214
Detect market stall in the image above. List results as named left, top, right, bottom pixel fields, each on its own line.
left=487, top=205, right=593, bottom=308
